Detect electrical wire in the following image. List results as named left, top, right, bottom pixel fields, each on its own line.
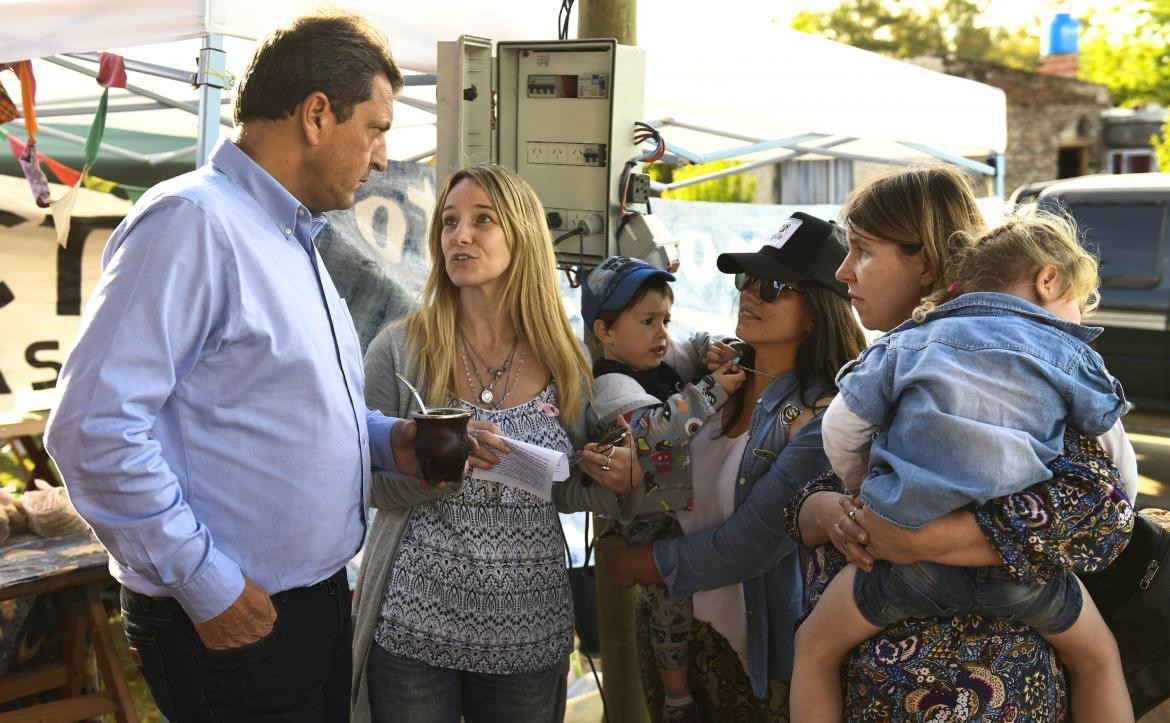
left=554, top=226, right=587, bottom=247
left=558, top=0, right=576, bottom=40
left=619, top=122, right=666, bottom=216
left=559, top=515, right=610, bottom=723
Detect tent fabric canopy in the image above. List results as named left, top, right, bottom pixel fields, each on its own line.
left=0, top=0, right=1007, bottom=158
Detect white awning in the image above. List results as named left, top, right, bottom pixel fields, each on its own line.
left=0, top=0, right=1006, bottom=155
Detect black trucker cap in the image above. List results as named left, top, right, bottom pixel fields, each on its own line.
left=715, top=212, right=850, bottom=300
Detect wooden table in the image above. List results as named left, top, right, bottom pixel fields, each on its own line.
left=0, top=532, right=138, bottom=722
left=0, top=411, right=57, bottom=487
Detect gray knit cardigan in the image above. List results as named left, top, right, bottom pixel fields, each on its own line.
left=350, top=320, right=644, bottom=721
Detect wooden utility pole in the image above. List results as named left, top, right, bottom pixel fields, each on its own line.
left=577, top=0, right=636, bottom=45
left=577, top=4, right=647, bottom=721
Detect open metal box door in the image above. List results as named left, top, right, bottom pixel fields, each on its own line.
left=436, top=35, right=495, bottom=187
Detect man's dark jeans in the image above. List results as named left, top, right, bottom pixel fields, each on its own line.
left=120, top=568, right=351, bottom=722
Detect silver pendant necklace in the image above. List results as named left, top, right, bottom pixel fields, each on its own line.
left=459, top=329, right=518, bottom=406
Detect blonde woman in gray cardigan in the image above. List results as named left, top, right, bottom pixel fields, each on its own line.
left=351, top=165, right=641, bottom=723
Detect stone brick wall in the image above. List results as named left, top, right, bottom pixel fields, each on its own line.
left=911, top=56, right=1111, bottom=196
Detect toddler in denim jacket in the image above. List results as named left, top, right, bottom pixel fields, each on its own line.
left=583, top=255, right=745, bottom=723
left=791, top=210, right=1138, bottom=722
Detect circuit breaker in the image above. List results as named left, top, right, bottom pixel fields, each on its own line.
left=437, top=37, right=646, bottom=269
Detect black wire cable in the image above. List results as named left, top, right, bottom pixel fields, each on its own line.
left=558, top=0, right=576, bottom=40
left=559, top=517, right=610, bottom=722
left=554, top=226, right=587, bottom=246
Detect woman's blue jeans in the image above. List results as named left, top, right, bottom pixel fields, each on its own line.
left=366, top=643, right=566, bottom=722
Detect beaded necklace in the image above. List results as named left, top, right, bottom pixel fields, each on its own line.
left=460, top=343, right=526, bottom=409
left=458, top=328, right=517, bottom=406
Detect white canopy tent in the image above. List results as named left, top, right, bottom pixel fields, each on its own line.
left=0, top=0, right=1007, bottom=191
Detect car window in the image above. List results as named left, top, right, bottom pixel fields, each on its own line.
left=1067, top=202, right=1166, bottom=287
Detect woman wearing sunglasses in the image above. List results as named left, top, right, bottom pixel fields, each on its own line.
left=600, top=212, right=866, bottom=719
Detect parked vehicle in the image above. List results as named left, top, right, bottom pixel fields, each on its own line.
left=1009, top=179, right=1058, bottom=206
left=1038, top=174, right=1170, bottom=411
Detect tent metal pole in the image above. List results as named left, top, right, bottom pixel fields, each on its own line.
left=651, top=151, right=801, bottom=191
left=665, top=132, right=830, bottom=165
left=402, top=148, right=438, bottom=163
left=44, top=56, right=234, bottom=128
left=403, top=75, right=438, bottom=86
left=994, top=151, right=1005, bottom=198
left=395, top=96, right=438, bottom=114
left=64, top=52, right=197, bottom=85
left=897, top=141, right=996, bottom=177
left=196, top=34, right=228, bottom=167
left=652, top=138, right=855, bottom=191
left=35, top=100, right=212, bottom=117
left=31, top=124, right=157, bottom=164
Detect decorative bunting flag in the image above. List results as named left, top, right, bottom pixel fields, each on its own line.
left=18, top=139, right=51, bottom=208
left=81, top=175, right=147, bottom=203
left=4, top=127, right=81, bottom=186
left=5, top=54, right=145, bottom=233
left=14, top=61, right=36, bottom=139
left=0, top=79, right=17, bottom=124
left=51, top=83, right=112, bottom=244
left=97, top=53, right=128, bottom=90
left=5, top=60, right=51, bottom=208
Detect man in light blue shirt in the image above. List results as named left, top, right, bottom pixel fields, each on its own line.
left=45, top=13, right=415, bottom=721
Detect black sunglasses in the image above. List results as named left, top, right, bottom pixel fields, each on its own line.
left=570, top=426, right=631, bottom=470
left=734, top=273, right=804, bottom=303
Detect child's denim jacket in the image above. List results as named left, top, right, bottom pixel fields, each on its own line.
left=838, top=292, right=1128, bottom=530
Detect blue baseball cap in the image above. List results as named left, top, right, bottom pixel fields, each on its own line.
left=582, top=255, right=676, bottom=328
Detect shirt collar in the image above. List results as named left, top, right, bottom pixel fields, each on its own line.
left=913, top=291, right=1102, bottom=343
left=209, top=139, right=329, bottom=254
left=757, top=370, right=802, bottom=414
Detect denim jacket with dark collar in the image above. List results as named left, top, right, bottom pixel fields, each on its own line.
left=838, top=291, right=1128, bottom=530
left=652, top=370, right=833, bottom=696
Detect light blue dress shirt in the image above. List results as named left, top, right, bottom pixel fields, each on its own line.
left=45, top=140, right=398, bottom=623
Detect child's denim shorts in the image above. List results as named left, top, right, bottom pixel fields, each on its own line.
left=854, top=560, right=1082, bottom=634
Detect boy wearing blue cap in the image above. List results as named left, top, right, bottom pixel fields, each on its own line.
left=584, top=255, right=744, bottom=723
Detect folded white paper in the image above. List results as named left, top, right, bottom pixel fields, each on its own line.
left=471, top=436, right=569, bottom=501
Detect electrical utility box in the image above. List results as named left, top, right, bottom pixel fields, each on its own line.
left=437, top=37, right=646, bottom=269
left=436, top=35, right=494, bottom=176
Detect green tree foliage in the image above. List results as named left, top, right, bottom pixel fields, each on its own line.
left=1153, top=112, right=1170, bottom=171
left=648, top=161, right=757, bottom=203
left=1079, top=1, right=1170, bottom=106
left=790, top=0, right=1040, bottom=71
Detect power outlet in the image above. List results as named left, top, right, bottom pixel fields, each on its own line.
left=526, top=142, right=548, bottom=164
left=626, top=172, right=651, bottom=204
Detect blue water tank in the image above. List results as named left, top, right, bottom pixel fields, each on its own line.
left=1048, top=13, right=1079, bottom=55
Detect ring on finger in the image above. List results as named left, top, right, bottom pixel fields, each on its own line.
left=848, top=507, right=858, bottom=522
left=600, top=463, right=611, bottom=472
left=843, top=540, right=849, bottom=551
left=471, top=429, right=480, bottom=439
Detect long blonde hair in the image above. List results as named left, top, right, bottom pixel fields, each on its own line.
left=407, top=165, right=591, bottom=420
left=841, top=165, right=987, bottom=298
left=914, top=206, right=1100, bottom=321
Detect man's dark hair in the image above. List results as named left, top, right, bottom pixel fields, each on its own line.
left=595, top=277, right=675, bottom=329
left=234, top=12, right=405, bottom=125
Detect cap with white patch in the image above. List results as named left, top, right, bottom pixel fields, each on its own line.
left=715, top=212, right=849, bottom=299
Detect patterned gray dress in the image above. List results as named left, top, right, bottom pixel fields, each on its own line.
left=374, top=383, right=575, bottom=674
